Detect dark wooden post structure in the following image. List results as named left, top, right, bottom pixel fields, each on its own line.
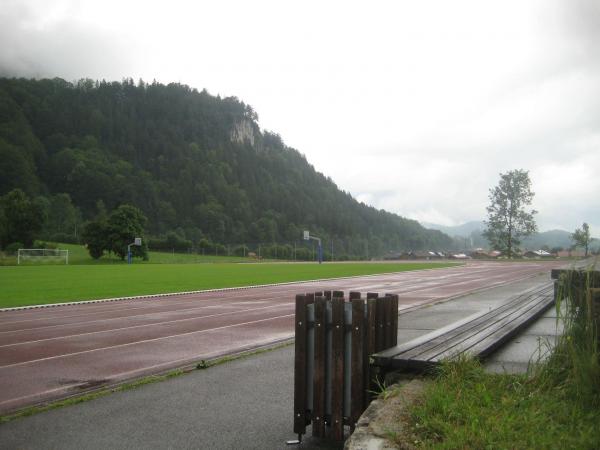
left=312, top=295, right=326, bottom=438
left=292, top=291, right=399, bottom=442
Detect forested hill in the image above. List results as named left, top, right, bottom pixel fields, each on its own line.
left=0, top=77, right=451, bottom=257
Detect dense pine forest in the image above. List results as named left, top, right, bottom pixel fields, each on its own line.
left=0, top=77, right=452, bottom=258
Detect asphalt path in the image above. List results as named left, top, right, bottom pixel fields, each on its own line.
left=0, top=345, right=338, bottom=450
left=0, top=261, right=562, bottom=414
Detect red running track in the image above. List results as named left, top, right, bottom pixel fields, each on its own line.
left=0, top=261, right=562, bottom=413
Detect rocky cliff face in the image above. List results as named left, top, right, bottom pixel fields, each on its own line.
left=230, top=119, right=255, bottom=146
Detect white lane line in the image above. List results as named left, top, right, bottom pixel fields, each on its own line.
left=0, top=263, right=479, bottom=323
left=0, top=334, right=296, bottom=410
left=0, top=313, right=295, bottom=369
left=0, top=292, right=293, bottom=334
left=0, top=265, right=461, bottom=312
left=0, top=269, right=454, bottom=326
left=0, top=303, right=293, bottom=348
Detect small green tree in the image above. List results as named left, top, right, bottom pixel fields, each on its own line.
left=81, top=220, right=109, bottom=259
left=483, top=169, right=537, bottom=258
left=0, top=189, right=45, bottom=248
left=571, top=222, right=594, bottom=258
left=107, top=205, right=148, bottom=260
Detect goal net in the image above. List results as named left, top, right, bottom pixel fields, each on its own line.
left=17, top=248, right=69, bottom=265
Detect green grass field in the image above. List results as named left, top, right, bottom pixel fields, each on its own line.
left=0, top=262, right=457, bottom=308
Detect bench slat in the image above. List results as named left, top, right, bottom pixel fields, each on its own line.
left=412, top=286, right=553, bottom=362
left=427, top=291, right=554, bottom=363
left=373, top=283, right=555, bottom=370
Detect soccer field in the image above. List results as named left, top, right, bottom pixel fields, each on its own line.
left=0, top=262, right=457, bottom=308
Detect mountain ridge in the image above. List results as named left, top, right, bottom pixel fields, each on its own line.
left=422, top=220, right=598, bottom=251
left=0, top=77, right=452, bottom=257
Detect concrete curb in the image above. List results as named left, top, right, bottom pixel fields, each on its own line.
left=345, top=378, right=426, bottom=450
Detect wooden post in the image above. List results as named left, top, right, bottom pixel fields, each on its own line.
left=331, top=297, right=345, bottom=440
left=312, top=296, right=326, bottom=438
left=376, top=296, right=385, bottom=352
left=349, top=291, right=361, bottom=300
left=333, top=290, right=344, bottom=298
left=324, top=291, right=332, bottom=300
left=293, top=294, right=308, bottom=436
left=351, top=298, right=365, bottom=428
left=366, top=297, right=377, bottom=401
left=391, top=294, right=399, bottom=346
left=384, top=296, right=393, bottom=349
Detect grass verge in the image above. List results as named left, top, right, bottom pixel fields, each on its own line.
left=0, top=340, right=293, bottom=424
left=405, top=357, right=599, bottom=449
left=0, top=261, right=457, bottom=308
left=401, top=262, right=600, bottom=449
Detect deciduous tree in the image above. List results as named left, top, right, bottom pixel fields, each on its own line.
left=483, top=169, right=537, bottom=258
left=572, top=222, right=594, bottom=258
left=0, top=189, right=45, bottom=248
left=107, top=205, right=148, bottom=260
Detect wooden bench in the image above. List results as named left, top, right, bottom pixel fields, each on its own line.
left=372, top=282, right=556, bottom=371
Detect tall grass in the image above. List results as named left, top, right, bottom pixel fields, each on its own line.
left=406, top=258, right=600, bottom=449
left=536, top=259, right=600, bottom=408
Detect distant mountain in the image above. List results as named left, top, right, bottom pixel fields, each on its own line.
left=421, top=221, right=484, bottom=238
left=522, top=230, right=574, bottom=250
left=423, top=221, right=597, bottom=251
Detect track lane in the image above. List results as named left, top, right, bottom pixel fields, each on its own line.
left=0, top=261, right=563, bottom=413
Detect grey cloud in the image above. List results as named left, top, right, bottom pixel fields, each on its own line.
left=0, top=2, right=138, bottom=80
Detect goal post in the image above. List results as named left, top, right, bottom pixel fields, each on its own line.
left=17, top=248, right=69, bottom=265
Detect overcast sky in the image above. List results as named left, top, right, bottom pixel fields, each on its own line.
left=1, top=0, right=598, bottom=234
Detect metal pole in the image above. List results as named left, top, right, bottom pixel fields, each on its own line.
left=318, top=239, right=323, bottom=264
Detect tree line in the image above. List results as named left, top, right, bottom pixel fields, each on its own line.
left=0, top=77, right=453, bottom=258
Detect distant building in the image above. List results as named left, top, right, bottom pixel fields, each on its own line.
left=524, top=249, right=554, bottom=258
left=469, top=249, right=502, bottom=259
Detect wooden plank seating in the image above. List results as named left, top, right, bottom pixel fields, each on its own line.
left=372, top=282, right=556, bottom=371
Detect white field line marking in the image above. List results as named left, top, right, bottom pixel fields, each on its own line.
left=0, top=263, right=547, bottom=331
left=0, top=313, right=295, bottom=369
left=351, top=267, right=543, bottom=296
left=0, top=267, right=465, bottom=325
left=0, top=291, right=273, bottom=325
left=0, top=303, right=292, bottom=348
left=0, top=335, right=296, bottom=410
left=0, top=279, right=320, bottom=325
left=0, top=292, right=292, bottom=334
left=0, top=265, right=462, bottom=312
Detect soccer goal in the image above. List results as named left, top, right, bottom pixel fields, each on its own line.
left=17, top=248, right=69, bottom=265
